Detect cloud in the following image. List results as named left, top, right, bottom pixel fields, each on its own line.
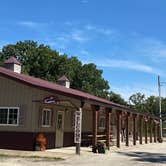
left=18, top=21, right=40, bottom=28
left=84, top=25, right=114, bottom=35
left=83, top=58, right=164, bottom=76
left=70, top=30, right=89, bottom=42
left=17, top=21, right=51, bottom=32
left=79, top=50, right=90, bottom=56
left=138, top=38, right=166, bottom=62
left=111, top=84, right=158, bottom=101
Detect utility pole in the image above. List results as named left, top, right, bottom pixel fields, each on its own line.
left=158, top=75, right=163, bottom=141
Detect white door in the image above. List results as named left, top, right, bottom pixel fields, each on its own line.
left=56, top=111, right=64, bottom=147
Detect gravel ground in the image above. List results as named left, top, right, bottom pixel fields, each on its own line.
left=0, top=142, right=166, bottom=166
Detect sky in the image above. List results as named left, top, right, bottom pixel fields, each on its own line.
left=1, top=0, right=166, bottom=100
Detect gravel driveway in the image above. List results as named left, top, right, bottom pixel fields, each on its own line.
left=0, top=142, right=166, bottom=166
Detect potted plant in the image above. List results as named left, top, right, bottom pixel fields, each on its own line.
left=97, top=141, right=106, bottom=154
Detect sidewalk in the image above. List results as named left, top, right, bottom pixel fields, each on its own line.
left=0, top=140, right=162, bottom=159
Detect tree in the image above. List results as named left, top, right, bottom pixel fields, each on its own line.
left=128, top=93, right=166, bottom=116
left=0, top=40, right=110, bottom=98
left=109, top=91, right=127, bottom=105
left=129, top=92, right=146, bottom=112
left=79, top=63, right=110, bottom=98
left=145, top=96, right=159, bottom=116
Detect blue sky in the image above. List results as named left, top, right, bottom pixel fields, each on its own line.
left=1, top=0, right=166, bottom=100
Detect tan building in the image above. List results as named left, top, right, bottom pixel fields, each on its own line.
left=0, top=57, right=160, bottom=151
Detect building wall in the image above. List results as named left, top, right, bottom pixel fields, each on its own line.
left=0, top=76, right=35, bottom=132
left=0, top=75, right=96, bottom=149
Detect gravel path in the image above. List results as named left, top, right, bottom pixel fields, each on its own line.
left=0, top=142, right=166, bottom=166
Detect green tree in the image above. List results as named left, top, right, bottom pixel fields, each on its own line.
left=109, top=91, right=127, bottom=105
left=129, top=92, right=146, bottom=112
left=79, top=63, right=110, bottom=98
left=145, top=96, right=159, bottom=115
left=0, top=40, right=110, bottom=98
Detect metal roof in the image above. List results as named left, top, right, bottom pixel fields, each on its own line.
left=0, top=67, right=159, bottom=119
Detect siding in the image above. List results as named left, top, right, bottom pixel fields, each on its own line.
left=0, top=76, right=34, bottom=131
left=0, top=75, right=84, bottom=133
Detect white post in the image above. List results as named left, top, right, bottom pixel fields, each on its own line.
left=74, top=107, right=82, bottom=155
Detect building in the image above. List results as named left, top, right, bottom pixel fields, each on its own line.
left=0, top=57, right=161, bottom=151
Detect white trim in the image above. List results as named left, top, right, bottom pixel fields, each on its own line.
left=42, top=108, right=52, bottom=127
left=0, top=107, right=19, bottom=126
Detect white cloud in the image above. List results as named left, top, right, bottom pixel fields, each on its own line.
left=84, top=25, right=114, bottom=35
left=79, top=50, right=90, bottom=56
left=17, top=21, right=51, bottom=31
left=83, top=58, right=164, bottom=76
left=111, top=84, right=158, bottom=101
left=18, top=21, right=39, bottom=28
left=139, top=38, right=166, bottom=62
left=71, top=30, right=89, bottom=42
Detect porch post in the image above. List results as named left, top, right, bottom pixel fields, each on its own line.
left=106, top=108, right=112, bottom=150
left=91, top=105, right=99, bottom=147
left=116, top=110, right=121, bottom=148
left=125, top=112, right=130, bottom=146
left=157, top=123, right=160, bottom=142
left=149, top=118, right=153, bottom=143
left=154, top=121, right=157, bottom=143
left=139, top=115, right=143, bottom=144
left=145, top=118, right=148, bottom=144
left=133, top=114, right=137, bottom=145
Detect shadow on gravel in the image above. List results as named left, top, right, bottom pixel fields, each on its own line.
left=118, top=151, right=166, bottom=163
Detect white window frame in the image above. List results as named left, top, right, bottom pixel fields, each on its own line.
left=0, top=107, right=19, bottom=126
left=98, top=115, right=105, bottom=130
left=42, top=108, right=52, bottom=127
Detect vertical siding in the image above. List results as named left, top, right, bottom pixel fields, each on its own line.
left=0, top=75, right=94, bottom=134
left=0, top=76, right=35, bottom=131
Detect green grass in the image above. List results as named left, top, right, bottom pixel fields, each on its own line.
left=0, top=154, right=63, bottom=161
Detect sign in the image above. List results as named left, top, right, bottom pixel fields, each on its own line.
left=43, top=96, right=59, bottom=104
left=74, top=109, right=82, bottom=143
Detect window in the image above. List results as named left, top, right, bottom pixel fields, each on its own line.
left=42, top=108, right=51, bottom=127
left=0, top=107, right=19, bottom=125
left=98, top=116, right=105, bottom=130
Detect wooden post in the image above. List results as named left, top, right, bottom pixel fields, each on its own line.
left=133, top=114, right=137, bottom=145
left=145, top=118, right=148, bottom=144
left=139, top=115, right=143, bottom=144
left=149, top=118, right=152, bottom=143
left=154, top=121, right=157, bottom=143
left=157, top=123, right=160, bottom=142
left=125, top=112, right=130, bottom=146
left=91, top=105, right=99, bottom=147
left=106, top=108, right=112, bottom=150
left=116, top=111, right=121, bottom=148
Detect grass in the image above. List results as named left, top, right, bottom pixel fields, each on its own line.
left=0, top=153, right=63, bottom=162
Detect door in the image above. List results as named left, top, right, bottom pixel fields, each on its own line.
left=56, top=111, right=64, bottom=147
